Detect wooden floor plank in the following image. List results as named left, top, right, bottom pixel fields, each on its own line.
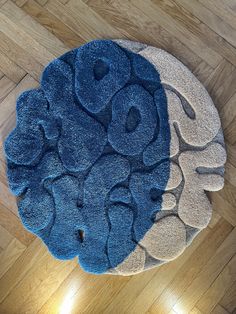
left=12, top=0, right=28, bottom=7
left=219, top=92, right=236, bottom=130
left=85, top=0, right=207, bottom=72
left=45, top=0, right=122, bottom=41
left=17, top=259, right=77, bottom=314
left=173, top=227, right=236, bottom=313
left=0, top=31, right=43, bottom=80
left=0, top=0, right=7, bottom=7
left=208, top=210, right=221, bottom=229
left=190, top=307, right=204, bottom=314
left=148, top=219, right=233, bottom=314
left=0, top=74, right=38, bottom=141
left=225, top=162, right=236, bottom=188
left=103, top=267, right=158, bottom=313
left=132, top=0, right=222, bottom=68
left=0, top=238, right=25, bottom=280
left=0, top=203, right=35, bottom=247
left=198, top=0, right=236, bottom=31
left=196, top=254, right=236, bottom=313
left=226, top=142, right=236, bottom=169
left=220, top=281, right=236, bottom=313
left=0, top=225, right=13, bottom=251
left=35, top=0, right=47, bottom=6
left=38, top=266, right=89, bottom=314
left=224, top=116, right=236, bottom=145
left=0, top=244, right=76, bottom=313
left=126, top=232, right=211, bottom=314
left=0, top=142, right=7, bottom=186
left=1, top=0, right=69, bottom=57
left=204, top=59, right=236, bottom=111
left=70, top=274, right=113, bottom=314
left=0, top=51, right=26, bottom=83
left=151, top=0, right=236, bottom=67
left=0, top=10, right=55, bottom=66
left=211, top=193, right=236, bottom=227
left=105, top=226, right=211, bottom=314
left=211, top=304, right=229, bottom=314
left=191, top=60, right=214, bottom=85
left=216, top=181, right=236, bottom=220
left=0, top=76, right=16, bottom=103
left=0, top=180, right=18, bottom=216
left=174, top=0, right=236, bottom=48
left=82, top=274, right=131, bottom=314
left=21, top=0, right=85, bottom=48
left=0, top=238, right=44, bottom=303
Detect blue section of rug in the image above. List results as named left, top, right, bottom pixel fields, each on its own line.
left=4, top=40, right=171, bottom=274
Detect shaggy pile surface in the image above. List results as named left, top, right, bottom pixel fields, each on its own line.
left=4, top=39, right=226, bottom=275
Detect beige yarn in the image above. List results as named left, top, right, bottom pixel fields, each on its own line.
left=108, top=40, right=226, bottom=275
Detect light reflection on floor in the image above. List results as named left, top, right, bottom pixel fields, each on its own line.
left=59, top=288, right=76, bottom=314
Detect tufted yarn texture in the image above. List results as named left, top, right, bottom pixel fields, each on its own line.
left=4, top=39, right=226, bottom=275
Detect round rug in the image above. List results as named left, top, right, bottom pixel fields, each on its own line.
left=4, top=39, right=226, bottom=275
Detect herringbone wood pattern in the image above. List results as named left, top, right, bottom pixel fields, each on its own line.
left=0, top=0, right=236, bottom=313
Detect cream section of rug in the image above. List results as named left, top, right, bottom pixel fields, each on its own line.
left=111, top=40, right=226, bottom=275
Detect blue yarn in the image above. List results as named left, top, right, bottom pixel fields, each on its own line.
left=4, top=39, right=170, bottom=274
left=110, top=187, right=131, bottom=204
left=108, top=84, right=157, bottom=155
left=108, top=204, right=136, bottom=269
left=143, top=89, right=172, bottom=165
left=41, top=57, right=107, bottom=172
left=75, top=40, right=130, bottom=113
left=79, top=154, right=130, bottom=273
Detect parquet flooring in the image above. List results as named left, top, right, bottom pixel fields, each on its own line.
left=0, top=0, right=236, bottom=313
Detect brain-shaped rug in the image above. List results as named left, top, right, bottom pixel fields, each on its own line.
left=4, top=39, right=226, bottom=275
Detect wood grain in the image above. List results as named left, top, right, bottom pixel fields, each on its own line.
left=0, top=0, right=235, bottom=313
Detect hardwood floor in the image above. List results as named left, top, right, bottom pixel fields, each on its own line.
left=0, top=0, right=236, bottom=313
